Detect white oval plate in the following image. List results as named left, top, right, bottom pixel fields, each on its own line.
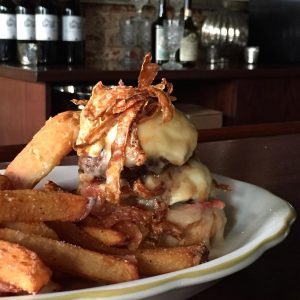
left=0, top=166, right=296, bottom=300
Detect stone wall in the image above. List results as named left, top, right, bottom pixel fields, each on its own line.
left=83, top=3, right=205, bottom=63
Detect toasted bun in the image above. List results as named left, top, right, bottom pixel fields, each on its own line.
left=5, top=111, right=80, bottom=189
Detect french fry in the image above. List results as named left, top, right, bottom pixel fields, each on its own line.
left=0, top=228, right=139, bottom=283
left=85, top=243, right=209, bottom=276
left=46, top=221, right=107, bottom=252
left=5, top=111, right=80, bottom=189
left=53, top=215, right=126, bottom=248
left=2, top=222, right=59, bottom=240
left=81, top=225, right=128, bottom=247
left=0, top=190, right=92, bottom=222
left=0, top=175, right=14, bottom=190
left=134, top=245, right=208, bottom=276
left=47, top=222, right=138, bottom=265
left=0, top=240, right=52, bottom=294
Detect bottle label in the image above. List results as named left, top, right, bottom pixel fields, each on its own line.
left=155, top=26, right=168, bottom=61
left=16, top=14, right=35, bottom=40
left=180, top=33, right=198, bottom=62
left=62, top=16, right=84, bottom=41
left=0, top=14, right=16, bottom=39
left=35, top=15, right=58, bottom=41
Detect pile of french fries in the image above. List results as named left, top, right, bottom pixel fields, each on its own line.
left=0, top=174, right=208, bottom=296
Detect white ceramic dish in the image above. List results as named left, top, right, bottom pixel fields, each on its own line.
left=0, top=166, right=296, bottom=300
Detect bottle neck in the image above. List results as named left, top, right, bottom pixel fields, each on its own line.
left=16, top=0, right=35, bottom=14
left=184, top=0, right=192, bottom=20
left=64, top=0, right=82, bottom=16
left=158, top=0, right=167, bottom=19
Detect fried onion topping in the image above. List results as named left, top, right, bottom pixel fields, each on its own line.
left=75, top=53, right=176, bottom=203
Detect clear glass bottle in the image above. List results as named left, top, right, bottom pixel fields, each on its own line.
left=0, top=0, right=16, bottom=62
left=62, top=0, right=85, bottom=65
left=35, top=0, right=59, bottom=65
left=179, top=0, right=199, bottom=67
left=16, top=0, right=37, bottom=65
left=151, top=0, right=168, bottom=64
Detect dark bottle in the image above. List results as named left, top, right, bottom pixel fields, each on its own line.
left=0, top=0, right=16, bottom=62
left=35, top=0, right=59, bottom=65
left=151, top=0, right=168, bottom=64
left=62, top=0, right=85, bottom=64
left=16, top=0, right=37, bottom=65
left=179, top=0, right=199, bottom=67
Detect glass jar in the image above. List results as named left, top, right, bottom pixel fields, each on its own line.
left=201, top=0, right=248, bottom=63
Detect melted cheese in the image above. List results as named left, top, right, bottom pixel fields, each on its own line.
left=165, top=201, right=227, bottom=249
left=138, top=109, right=197, bottom=166
left=78, top=108, right=198, bottom=168
left=144, top=159, right=213, bottom=205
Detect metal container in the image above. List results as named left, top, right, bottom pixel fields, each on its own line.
left=201, top=1, right=249, bottom=62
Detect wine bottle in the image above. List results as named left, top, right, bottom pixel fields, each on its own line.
left=35, top=0, right=59, bottom=65
left=62, top=0, right=85, bottom=64
left=16, top=0, right=37, bottom=65
left=151, top=0, right=168, bottom=64
left=0, top=0, right=16, bottom=62
left=179, top=0, right=199, bottom=67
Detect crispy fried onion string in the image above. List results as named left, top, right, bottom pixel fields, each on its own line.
left=138, top=52, right=160, bottom=89
left=75, top=53, right=176, bottom=203
left=105, top=102, right=144, bottom=203
left=132, top=179, right=164, bottom=199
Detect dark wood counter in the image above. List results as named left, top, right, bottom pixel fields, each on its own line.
left=2, top=62, right=300, bottom=83
left=2, top=61, right=300, bottom=146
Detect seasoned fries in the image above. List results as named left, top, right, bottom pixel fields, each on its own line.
left=5, top=111, right=80, bottom=189
left=81, top=225, right=128, bottom=247
left=0, top=190, right=92, bottom=222
left=0, top=240, right=51, bottom=294
left=0, top=228, right=138, bottom=284
left=134, top=244, right=208, bottom=276
left=2, top=222, right=59, bottom=240
left=46, top=221, right=108, bottom=252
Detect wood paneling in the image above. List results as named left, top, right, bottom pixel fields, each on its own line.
left=0, top=76, right=46, bottom=146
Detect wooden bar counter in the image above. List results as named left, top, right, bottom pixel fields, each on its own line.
left=2, top=62, right=300, bottom=145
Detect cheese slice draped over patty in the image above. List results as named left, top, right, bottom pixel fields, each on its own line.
left=77, top=109, right=198, bottom=168
left=138, top=109, right=198, bottom=166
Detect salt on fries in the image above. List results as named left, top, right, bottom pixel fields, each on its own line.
left=0, top=190, right=92, bottom=222
left=1, top=222, right=59, bottom=240
left=0, top=228, right=139, bottom=284
left=0, top=53, right=215, bottom=296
